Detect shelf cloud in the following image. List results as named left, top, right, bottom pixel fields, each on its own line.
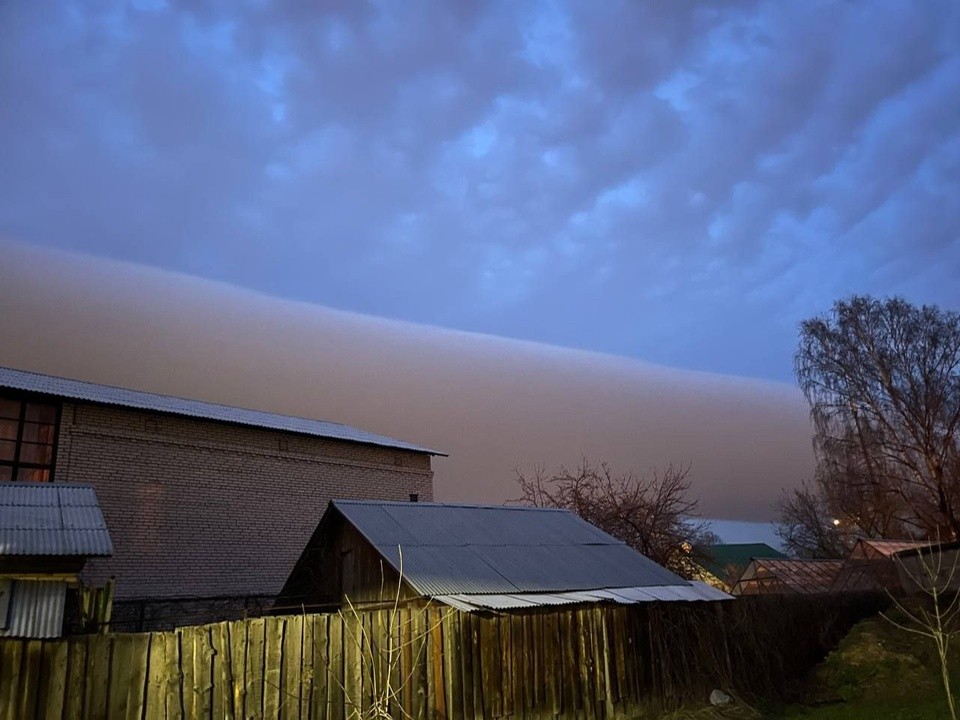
left=0, top=241, right=813, bottom=520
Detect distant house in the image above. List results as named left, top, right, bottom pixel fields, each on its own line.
left=893, top=540, right=960, bottom=594
left=731, top=558, right=844, bottom=596
left=0, top=483, right=113, bottom=638
left=279, top=500, right=731, bottom=612
left=697, top=543, right=787, bottom=589
left=0, top=366, right=441, bottom=626
left=831, top=539, right=929, bottom=593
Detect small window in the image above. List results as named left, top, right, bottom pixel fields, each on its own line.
left=0, top=394, right=60, bottom=482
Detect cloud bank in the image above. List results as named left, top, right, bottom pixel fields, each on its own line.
left=0, top=242, right=812, bottom=520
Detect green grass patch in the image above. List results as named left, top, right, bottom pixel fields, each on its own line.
left=653, top=607, right=954, bottom=719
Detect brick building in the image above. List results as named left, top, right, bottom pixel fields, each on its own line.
left=0, top=365, right=440, bottom=622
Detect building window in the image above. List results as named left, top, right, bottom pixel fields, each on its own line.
left=0, top=396, right=60, bottom=482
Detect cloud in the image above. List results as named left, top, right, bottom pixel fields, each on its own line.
left=0, top=241, right=814, bottom=521
left=0, top=0, right=958, bottom=381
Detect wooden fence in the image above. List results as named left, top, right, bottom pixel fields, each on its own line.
left=0, top=595, right=885, bottom=720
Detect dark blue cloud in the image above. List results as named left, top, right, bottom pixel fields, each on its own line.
left=1, top=0, right=958, bottom=382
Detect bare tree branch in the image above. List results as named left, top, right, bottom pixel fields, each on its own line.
left=514, top=457, right=715, bottom=577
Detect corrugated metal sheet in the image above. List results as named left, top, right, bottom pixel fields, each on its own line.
left=0, top=580, right=66, bottom=638
left=434, top=581, right=733, bottom=612
left=338, top=501, right=615, bottom=547
left=0, top=484, right=113, bottom=556
left=0, top=365, right=443, bottom=456
left=333, top=500, right=695, bottom=598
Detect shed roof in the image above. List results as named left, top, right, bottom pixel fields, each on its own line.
left=0, top=365, right=443, bottom=456
left=318, top=500, right=728, bottom=606
left=851, top=539, right=929, bottom=559
left=699, top=543, right=787, bottom=579
left=732, top=558, right=844, bottom=595
left=0, top=484, right=113, bottom=557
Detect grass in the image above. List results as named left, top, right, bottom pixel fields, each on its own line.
left=775, top=697, right=949, bottom=720
left=653, top=608, right=954, bottom=720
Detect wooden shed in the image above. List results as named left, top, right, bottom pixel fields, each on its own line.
left=0, top=483, right=113, bottom=637
left=278, top=499, right=730, bottom=613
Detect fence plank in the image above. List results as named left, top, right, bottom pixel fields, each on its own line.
left=371, top=609, right=386, bottom=718
left=576, top=610, right=595, bottom=720
left=426, top=608, right=444, bottom=720
left=411, top=606, right=427, bottom=720
left=108, top=633, right=150, bottom=719
left=508, top=615, right=523, bottom=720
left=84, top=633, right=112, bottom=720
left=62, top=638, right=88, bottom=720
left=301, top=614, right=315, bottom=720
left=360, top=611, right=373, bottom=720
left=182, top=625, right=214, bottom=720
left=0, top=640, right=24, bottom=720
left=499, top=615, right=513, bottom=718
left=280, top=614, right=303, bottom=720
left=164, top=630, right=183, bottom=720
left=39, top=638, right=69, bottom=720
left=600, top=611, right=615, bottom=719
left=15, top=640, right=42, bottom=720
left=211, top=623, right=234, bottom=720
left=442, top=611, right=462, bottom=720
left=263, top=617, right=285, bottom=720
left=228, top=621, right=248, bottom=720
left=326, top=615, right=344, bottom=720
left=342, top=612, right=361, bottom=720
left=246, top=618, right=266, bottom=720
left=458, top=612, right=475, bottom=720
left=310, top=615, right=328, bottom=720
left=143, top=632, right=166, bottom=720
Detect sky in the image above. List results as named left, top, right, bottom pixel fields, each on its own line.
left=2, top=1, right=958, bottom=384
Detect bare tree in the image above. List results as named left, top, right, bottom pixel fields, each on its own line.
left=787, top=295, right=960, bottom=543
left=514, top=458, right=715, bottom=577
left=883, top=540, right=960, bottom=720
left=775, top=479, right=855, bottom=559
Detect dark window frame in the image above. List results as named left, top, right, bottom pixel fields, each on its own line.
left=0, top=390, right=62, bottom=482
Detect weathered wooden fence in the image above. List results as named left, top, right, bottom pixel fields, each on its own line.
left=0, top=595, right=886, bottom=720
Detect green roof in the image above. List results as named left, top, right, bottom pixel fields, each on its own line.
left=699, top=543, right=787, bottom=580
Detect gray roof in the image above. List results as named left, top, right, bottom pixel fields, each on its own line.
left=0, top=365, right=442, bottom=455
left=331, top=500, right=689, bottom=597
left=0, top=484, right=113, bottom=556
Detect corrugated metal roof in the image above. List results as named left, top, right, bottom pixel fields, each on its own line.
left=332, top=500, right=694, bottom=598
left=0, top=580, right=66, bottom=638
left=0, top=484, right=113, bottom=556
left=699, top=543, right=787, bottom=579
left=434, top=581, right=732, bottom=612
left=0, top=365, right=443, bottom=456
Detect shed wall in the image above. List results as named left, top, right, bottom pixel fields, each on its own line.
left=53, top=402, right=434, bottom=599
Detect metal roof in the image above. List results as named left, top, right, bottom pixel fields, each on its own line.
left=699, top=543, right=787, bottom=580
left=0, top=484, right=113, bottom=556
left=435, top=581, right=732, bottom=612
left=0, top=365, right=443, bottom=456
left=851, top=539, right=929, bottom=558
left=0, top=580, right=66, bottom=639
left=331, top=500, right=702, bottom=601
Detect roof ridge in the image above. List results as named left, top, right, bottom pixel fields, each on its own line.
left=0, top=365, right=444, bottom=455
